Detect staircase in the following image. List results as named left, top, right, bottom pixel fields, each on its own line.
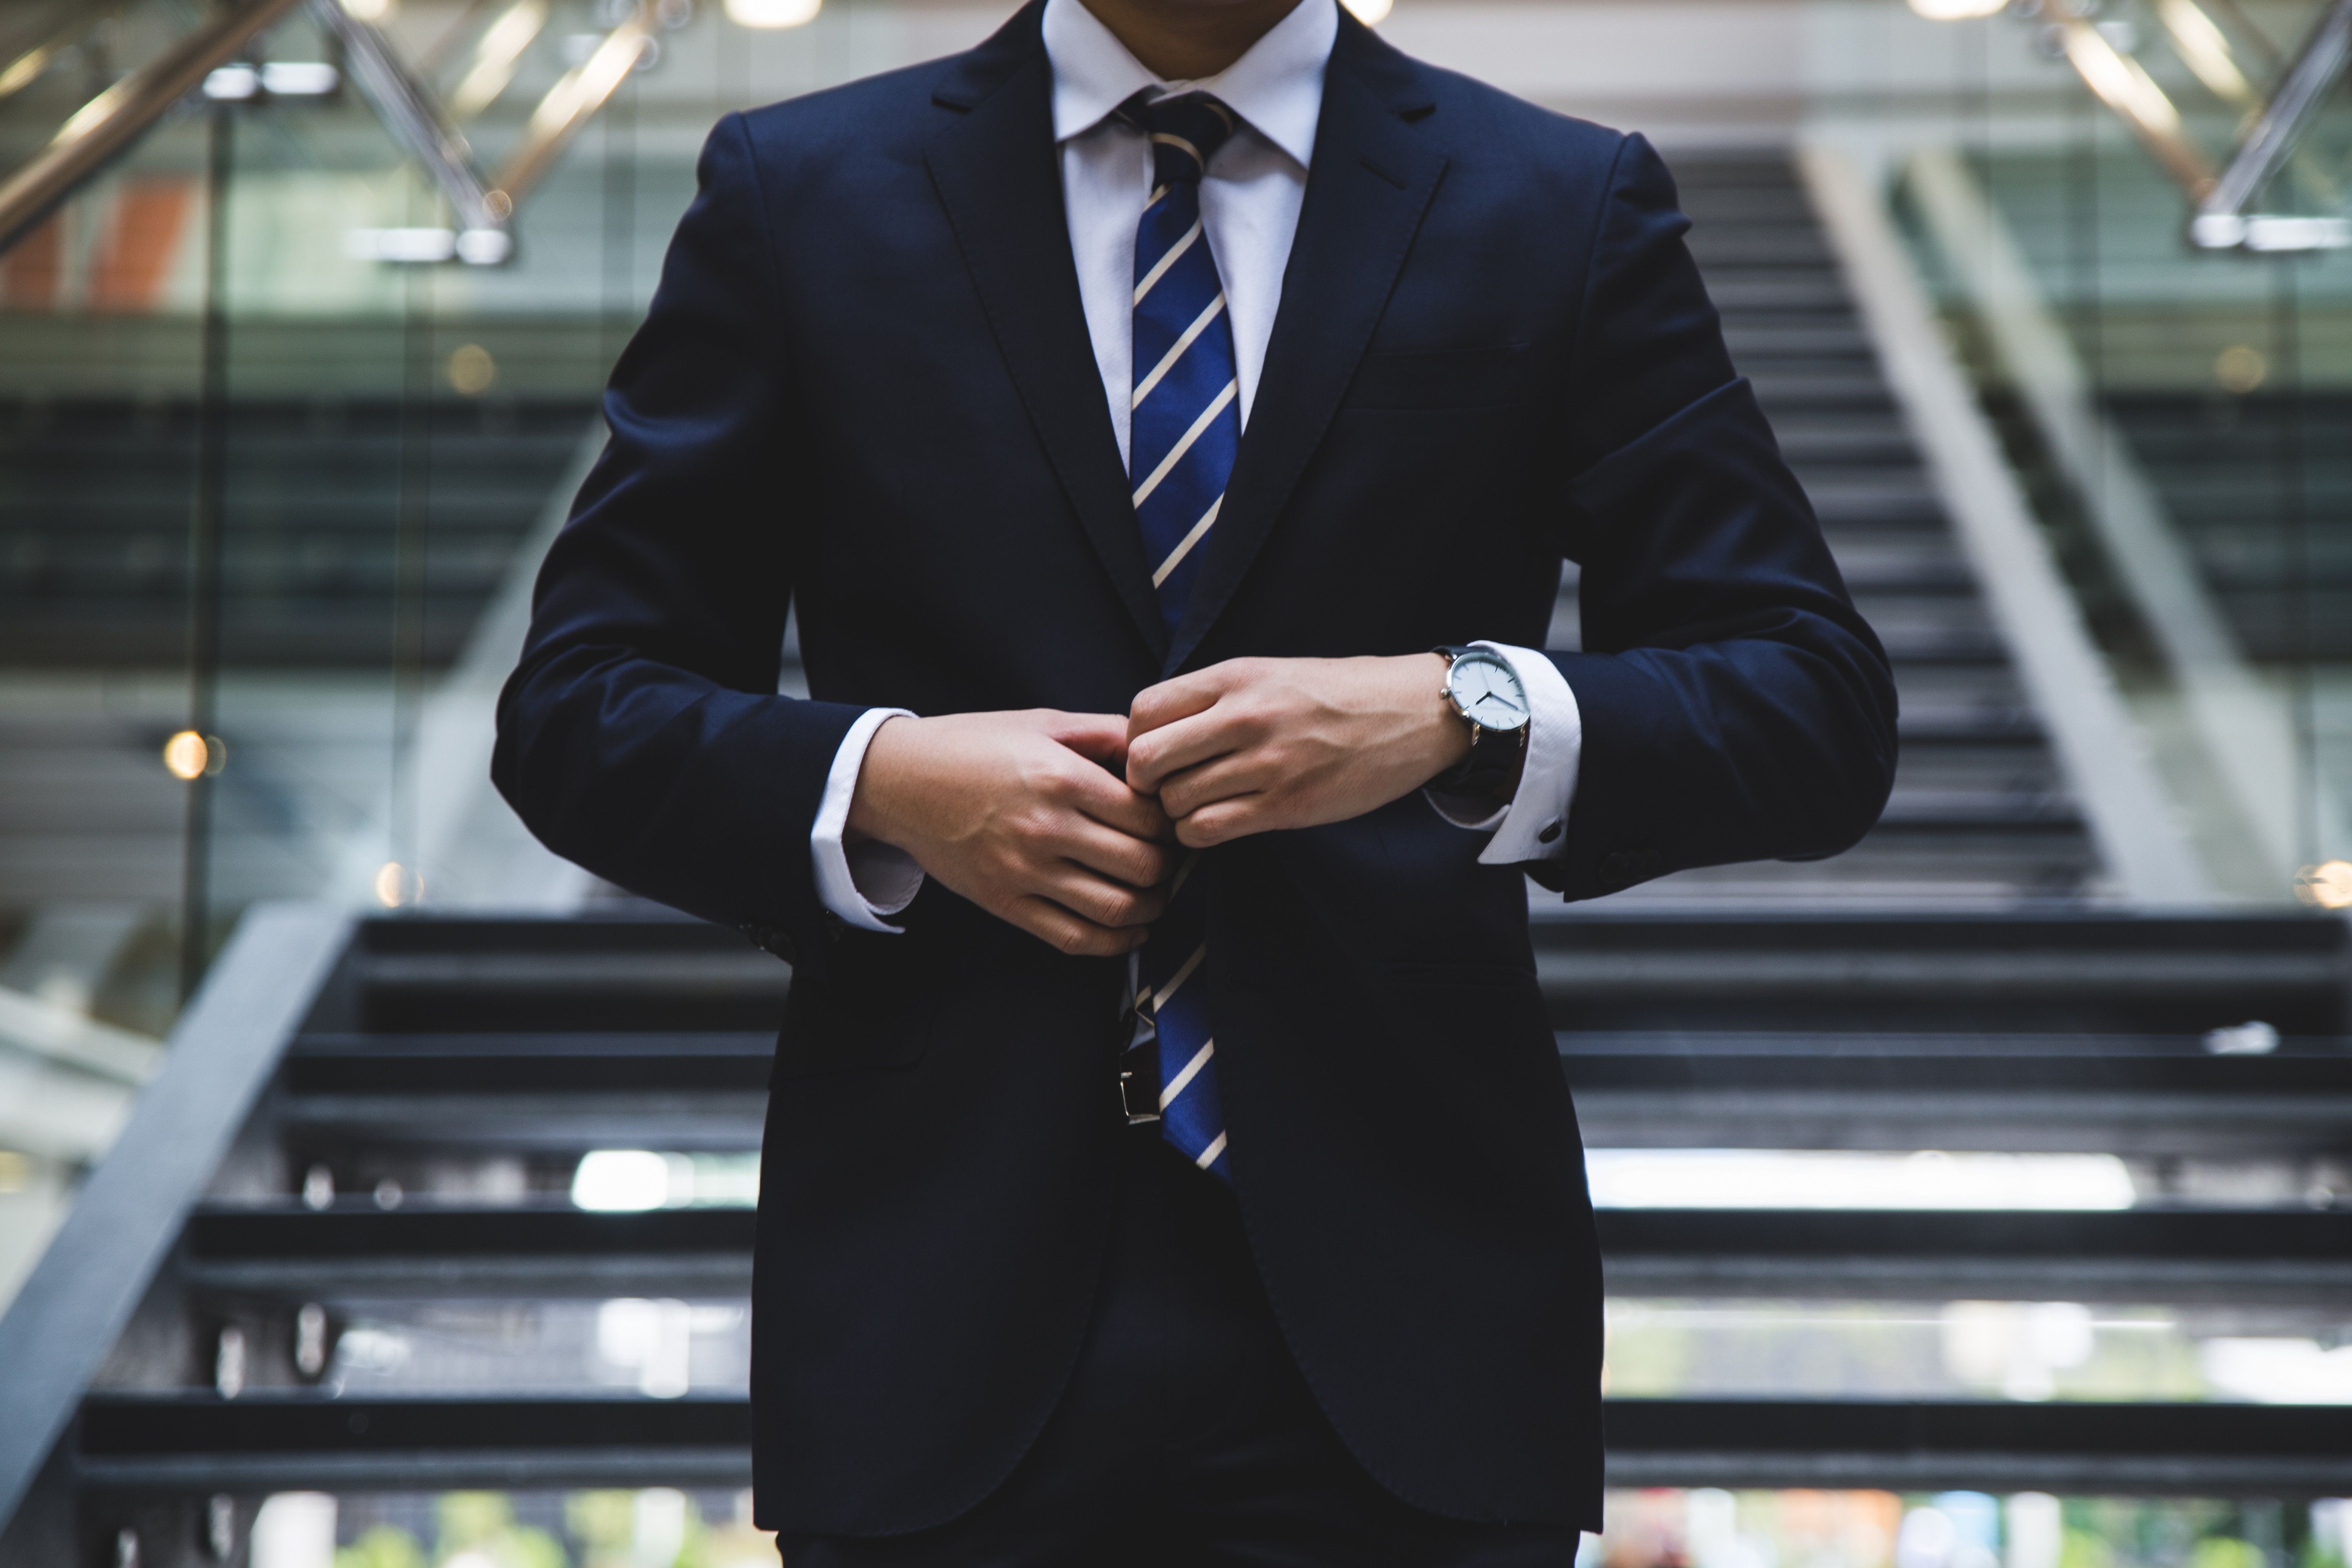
left=9, top=151, right=2352, bottom=1568
left=0, top=395, right=596, bottom=670
left=2108, top=390, right=2352, bottom=664
left=0, top=396, right=597, bottom=921
left=1574, top=154, right=2103, bottom=906
left=6, top=906, right=2351, bottom=1564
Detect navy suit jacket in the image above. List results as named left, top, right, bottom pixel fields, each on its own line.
left=495, top=0, right=1896, bottom=1535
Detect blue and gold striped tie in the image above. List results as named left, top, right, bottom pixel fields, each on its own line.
left=1124, top=91, right=1239, bottom=1182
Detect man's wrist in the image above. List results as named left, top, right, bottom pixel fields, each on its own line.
left=844, top=712, right=916, bottom=847
left=1415, top=652, right=1474, bottom=778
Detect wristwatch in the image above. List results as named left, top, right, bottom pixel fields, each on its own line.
left=1431, top=645, right=1530, bottom=799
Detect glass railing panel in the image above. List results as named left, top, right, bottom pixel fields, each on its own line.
left=1811, top=0, right=2352, bottom=903
left=1603, top=1298, right=2352, bottom=1403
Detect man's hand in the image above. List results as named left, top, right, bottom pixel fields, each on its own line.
left=847, top=710, right=1176, bottom=956
left=1126, top=656, right=1473, bottom=849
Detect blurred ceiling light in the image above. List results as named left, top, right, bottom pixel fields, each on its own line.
left=2058, top=19, right=2217, bottom=195
left=573, top=1149, right=673, bottom=1210
left=347, top=227, right=512, bottom=266
left=340, top=0, right=396, bottom=18
left=260, top=61, right=339, bottom=95
left=2242, top=215, right=2351, bottom=251
left=2298, top=860, right=2352, bottom=910
left=1907, top=0, right=2005, bottom=19
left=2213, top=343, right=2266, bottom=391
left=2061, top=20, right=2183, bottom=135
left=1341, top=0, right=1393, bottom=23
left=528, top=27, right=650, bottom=142
left=726, top=0, right=820, bottom=26
left=374, top=860, right=421, bottom=907
left=2157, top=0, right=2254, bottom=103
left=202, top=64, right=260, bottom=100
left=0, top=42, right=63, bottom=100
left=450, top=0, right=549, bottom=119
left=447, top=343, right=498, bottom=395
left=162, top=731, right=222, bottom=781
left=349, top=226, right=456, bottom=262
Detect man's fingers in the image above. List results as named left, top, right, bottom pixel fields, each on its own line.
left=1156, top=753, right=1273, bottom=821
left=1040, top=865, right=1168, bottom=929
left=1054, top=815, right=1177, bottom=890
left=1126, top=706, right=1255, bottom=794
left=1005, top=895, right=1151, bottom=957
left=1059, top=758, right=1174, bottom=842
left=1127, top=665, right=1240, bottom=744
left=1174, top=796, right=1268, bottom=848
left=1042, top=711, right=1132, bottom=771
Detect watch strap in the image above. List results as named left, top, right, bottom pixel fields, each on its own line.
left=1431, top=646, right=1528, bottom=799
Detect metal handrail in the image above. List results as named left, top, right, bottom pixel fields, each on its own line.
left=0, top=904, right=351, bottom=1542
left=308, top=0, right=509, bottom=239
left=2193, top=0, right=2352, bottom=246
left=488, top=4, right=658, bottom=213
left=0, top=2, right=125, bottom=102
left=0, top=0, right=307, bottom=257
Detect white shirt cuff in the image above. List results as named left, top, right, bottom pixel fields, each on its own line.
left=811, top=707, right=924, bottom=933
left=1423, top=641, right=1582, bottom=864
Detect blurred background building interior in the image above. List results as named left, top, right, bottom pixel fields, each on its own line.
left=0, top=0, right=2349, bottom=1561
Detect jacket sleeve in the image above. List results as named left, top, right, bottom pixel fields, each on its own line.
left=1531, top=133, right=1899, bottom=901
left=492, top=112, right=865, bottom=961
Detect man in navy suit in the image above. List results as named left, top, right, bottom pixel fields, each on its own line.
left=494, top=0, right=1895, bottom=1552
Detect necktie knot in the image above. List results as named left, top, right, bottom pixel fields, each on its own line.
left=1118, top=91, right=1238, bottom=189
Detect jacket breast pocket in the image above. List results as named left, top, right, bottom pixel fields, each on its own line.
left=1344, top=345, right=1532, bottom=410
left=771, top=926, right=941, bottom=1081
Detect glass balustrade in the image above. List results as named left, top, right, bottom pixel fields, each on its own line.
left=1807, top=0, right=2352, bottom=904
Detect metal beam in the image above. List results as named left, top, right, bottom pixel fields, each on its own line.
left=70, top=1393, right=2352, bottom=1497
left=306, top=0, right=508, bottom=250
left=169, top=1203, right=2352, bottom=1305
left=0, top=905, right=351, bottom=1535
left=0, top=0, right=307, bottom=257
left=2195, top=0, right=2352, bottom=245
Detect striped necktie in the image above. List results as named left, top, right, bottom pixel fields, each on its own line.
left=1123, top=91, right=1239, bottom=1183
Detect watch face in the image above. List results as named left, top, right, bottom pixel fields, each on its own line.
left=1449, top=651, right=1530, bottom=731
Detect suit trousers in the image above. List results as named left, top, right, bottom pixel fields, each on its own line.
left=776, top=1121, right=1584, bottom=1567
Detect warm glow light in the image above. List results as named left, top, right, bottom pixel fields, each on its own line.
left=340, top=0, right=395, bottom=19
left=528, top=26, right=652, bottom=139
left=450, top=0, right=549, bottom=119
left=447, top=343, right=497, bottom=395
left=162, top=730, right=214, bottom=781
left=726, top=0, right=821, bottom=27
left=2157, top=0, right=2254, bottom=104
left=0, top=44, right=60, bottom=99
left=2061, top=20, right=2183, bottom=137
left=1905, top=0, right=2004, bottom=19
left=374, top=860, right=421, bottom=908
left=1340, top=0, right=1392, bottom=22
left=2298, top=860, right=2352, bottom=911
left=2214, top=344, right=2266, bottom=392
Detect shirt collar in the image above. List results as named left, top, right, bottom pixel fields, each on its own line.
left=1042, top=0, right=1335, bottom=171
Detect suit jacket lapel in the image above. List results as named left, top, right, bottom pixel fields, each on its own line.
left=1163, top=16, right=1447, bottom=675
left=925, top=3, right=1169, bottom=664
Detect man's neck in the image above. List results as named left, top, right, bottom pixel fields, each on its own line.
left=1076, top=0, right=1308, bottom=82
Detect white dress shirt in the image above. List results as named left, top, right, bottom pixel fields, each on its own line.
left=809, top=0, right=1581, bottom=931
